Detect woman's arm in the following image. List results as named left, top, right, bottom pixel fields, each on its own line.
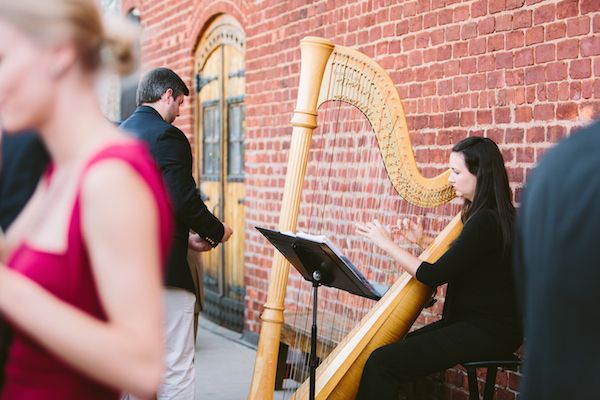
left=0, top=160, right=164, bottom=398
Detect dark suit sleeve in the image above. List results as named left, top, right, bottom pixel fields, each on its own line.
left=155, top=128, right=224, bottom=247
left=416, top=210, right=499, bottom=287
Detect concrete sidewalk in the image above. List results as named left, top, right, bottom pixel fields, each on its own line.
left=195, top=315, right=291, bottom=400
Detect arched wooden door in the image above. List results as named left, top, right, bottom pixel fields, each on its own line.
left=193, top=16, right=246, bottom=332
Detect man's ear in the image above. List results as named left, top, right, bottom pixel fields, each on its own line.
left=161, top=88, right=174, bottom=103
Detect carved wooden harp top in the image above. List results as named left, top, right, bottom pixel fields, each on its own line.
left=313, top=37, right=455, bottom=208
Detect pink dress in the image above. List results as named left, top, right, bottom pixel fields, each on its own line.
left=1, top=142, right=172, bottom=400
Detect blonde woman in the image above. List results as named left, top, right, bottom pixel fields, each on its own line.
left=0, top=1, right=172, bottom=398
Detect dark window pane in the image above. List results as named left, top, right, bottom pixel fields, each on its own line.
left=227, top=101, right=245, bottom=179
left=202, top=103, right=220, bottom=180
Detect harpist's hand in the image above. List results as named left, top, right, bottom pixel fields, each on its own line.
left=395, top=217, right=424, bottom=247
left=355, top=219, right=394, bottom=250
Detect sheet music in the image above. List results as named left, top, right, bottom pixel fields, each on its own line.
left=294, top=231, right=387, bottom=297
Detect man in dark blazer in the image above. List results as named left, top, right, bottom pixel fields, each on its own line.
left=516, top=117, right=600, bottom=400
left=120, top=68, right=232, bottom=400
left=0, top=130, right=50, bottom=231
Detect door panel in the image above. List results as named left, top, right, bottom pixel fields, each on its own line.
left=194, top=17, right=246, bottom=331
left=223, top=44, right=246, bottom=301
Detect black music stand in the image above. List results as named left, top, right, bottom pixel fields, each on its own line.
left=256, top=227, right=383, bottom=400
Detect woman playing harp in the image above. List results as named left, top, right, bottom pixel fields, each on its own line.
left=249, top=37, right=512, bottom=400
left=355, top=137, right=522, bottom=399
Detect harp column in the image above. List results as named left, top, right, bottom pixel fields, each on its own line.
left=248, top=37, right=334, bottom=400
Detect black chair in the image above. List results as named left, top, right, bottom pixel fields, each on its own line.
left=461, top=355, right=521, bottom=400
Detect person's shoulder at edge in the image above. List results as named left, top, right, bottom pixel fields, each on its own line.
left=538, top=119, right=600, bottom=169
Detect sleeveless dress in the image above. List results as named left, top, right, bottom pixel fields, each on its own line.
left=1, top=142, right=172, bottom=400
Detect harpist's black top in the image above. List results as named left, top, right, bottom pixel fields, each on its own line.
left=416, top=209, right=521, bottom=342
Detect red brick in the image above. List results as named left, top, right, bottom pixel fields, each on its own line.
left=454, top=76, right=469, bottom=92
left=454, top=42, right=469, bottom=57
left=487, top=71, right=504, bottom=88
left=443, top=60, right=461, bottom=76
left=469, top=74, right=486, bottom=90
left=446, top=26, right=461, bottom=41
left=533, top=3, right=556, bottom=25
left=488, top=34, right=505, bottom=51
left=545, top=22, right=567, bottom=40
left=469, top=37, right=487, bottom=55
left=477, top=110, right=493, bottom=124
left=557, top=39, right=579, bottom=60
left=438, top=44, right=453, bottom=61
left=548, top=125, right=568, bottom=141
left=460, top=57, right=477, bottom=74
left=570, top=59, right=592, bottom=79
left=567, top=16, right=591, bottom=37
left=557, top=102, right=579, bottom=119
left=506, top=128, right=524, bottom=143
left=546, top=62, right=568, bottom=81
left=495, top=107, right=511, bottom=123
left=490, top=0, right=506, bottom=14
left=478, top=55, right=495, bottom=72
left=432, top=0, right=445, bottom=10
left=507, top=0, right=525, bottom=9
left=460, top=111, right=476, bottom=126
left=514, top=48, right=534, bottom=67
left=478, top=17, right=496, bottom=34
left=582, top=0, right=600, bottom=13
left=496, top=52, right=513, bottom=69
left=438, top=8, right=453, bottom=25
left=496, top=15, right=513, bottom=32
left=527, top=126, right=546, bottom=142
left=525, top=65, right=546, bottom=84
left=516, top=147, right=535, bottom=162
left=462, top=22, right=478, bottom=39
left=534, top=104, right=555, bottom=120
left=581, top=36, right=600, bottom=56
left=454, top=5, right=470, bottom=22
left=426, top=29, right=442, bottom=45
left=525, top=26, right=544, bottom=45
left=594, top=14, right=600, bottom=32
left=515, top=106, right=533, bottom=122
left=535, top=43, right=556, bottom=63
left=513, top=10, right=532, bottom=29
left=471, top=0, right=488, bottom=18
left=506, top=30, right=524, bottom=49
left=396, top=20, right=409, bottom=35
left=506, top=69, right=525, bottom=86
left=557, top=0, right=578, bottom=19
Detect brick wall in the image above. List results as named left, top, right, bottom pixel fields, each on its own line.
left=123, top=0, right=600, bottom=398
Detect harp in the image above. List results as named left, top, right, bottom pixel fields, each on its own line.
left=248, top=37, right=463, bottom=400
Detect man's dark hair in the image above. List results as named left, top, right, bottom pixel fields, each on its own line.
left=136, top=67, right=190, bottom=106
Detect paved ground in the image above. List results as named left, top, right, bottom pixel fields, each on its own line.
left=195, top=315, right=291, bottom=400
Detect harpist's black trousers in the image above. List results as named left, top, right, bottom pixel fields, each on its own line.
left=355, top=320, right=519, bottom=400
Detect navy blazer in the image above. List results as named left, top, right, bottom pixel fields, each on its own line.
left=120, top=106, right=224, bottom=293
left=0, top=132, right=50, bottom=231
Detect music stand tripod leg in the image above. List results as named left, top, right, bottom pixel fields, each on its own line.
left=309, top=270, right=321, bottom=400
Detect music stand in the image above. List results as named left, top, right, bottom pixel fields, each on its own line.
left=256, top=227, right=383, bottom=400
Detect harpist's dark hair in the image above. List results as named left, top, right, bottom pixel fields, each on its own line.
left=452, top=136, right=515, bottom=250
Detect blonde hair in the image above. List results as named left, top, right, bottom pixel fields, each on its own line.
left=0, top=0, right=138, bottom=75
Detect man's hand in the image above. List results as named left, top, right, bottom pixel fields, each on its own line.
left=221, top=223, right=233, bottom=243
left=188, top=233, right=212, bottom=252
